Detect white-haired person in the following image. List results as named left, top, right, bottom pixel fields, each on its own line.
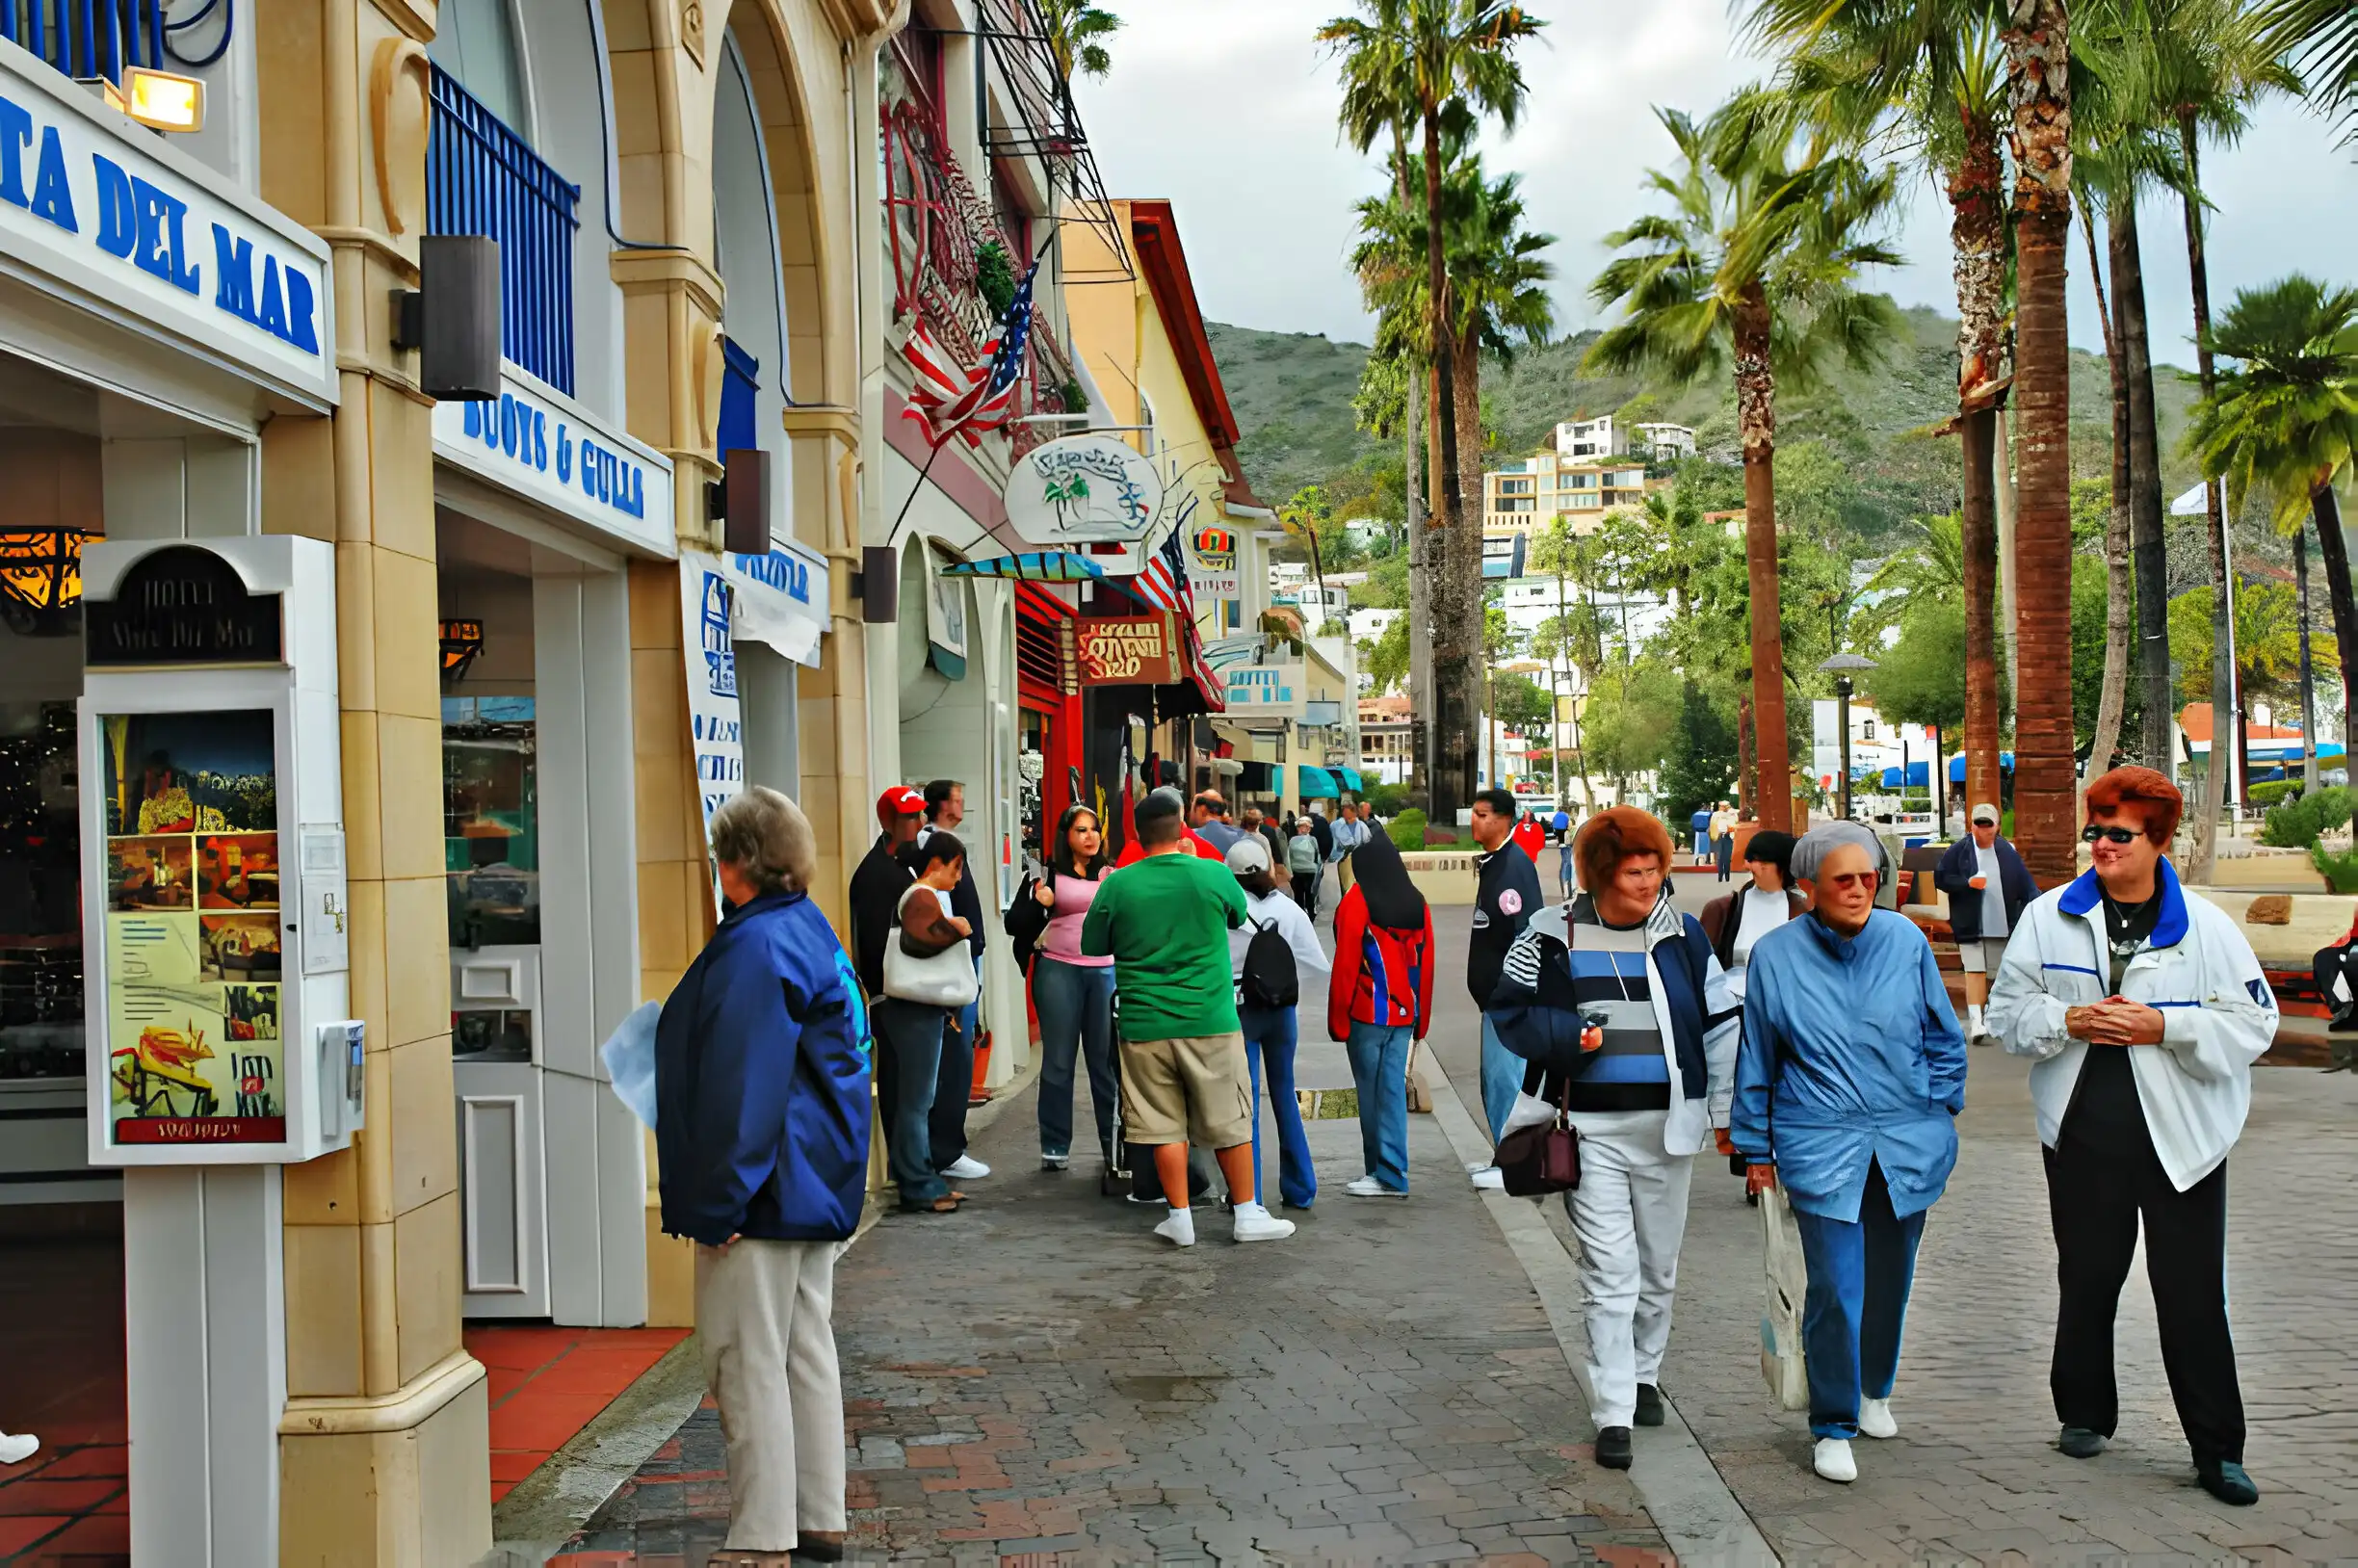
left=655, top=786, right=870, bottom=1563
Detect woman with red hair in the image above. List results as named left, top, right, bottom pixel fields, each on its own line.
left=1486, top=806, right=1740, bottom=1472
left=1986, top=766, right=2275, bottom=1507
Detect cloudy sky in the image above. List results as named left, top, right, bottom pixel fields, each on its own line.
left=1071, top=0, right=2358, bottom=369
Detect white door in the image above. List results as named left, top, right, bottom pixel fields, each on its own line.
left=452, top=946, right=548, bottom=1317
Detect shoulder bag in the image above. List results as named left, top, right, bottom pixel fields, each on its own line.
left=884, top=886, right=982, bottom=1007
left=1495, top=1073, right=1579, bottom=1195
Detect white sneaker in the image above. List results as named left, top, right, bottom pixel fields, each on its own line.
left=942, top=1155, right=990, bottom=1180
left=0, top=1432, right=37, bottom=1466
left=1859, top=1398, right=1898, bottom=1439
left=1230, top=1203, right=1296, bottom=1242
left=1814, top=1437, right=1857, bottom=1483
left=1464, top=1160, right=1490, bottom=1174
left=1154, top=1208, right=1196, bottom=1247
left=1343, top=1176, right=1406, bottom=1197
left=1470, top=1166, right=1506, bottom=1190
left=1040, top=1152, right=1069, bottom=1170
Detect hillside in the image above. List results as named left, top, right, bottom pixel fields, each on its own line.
left=1207, top=305, right=2204, bottom=523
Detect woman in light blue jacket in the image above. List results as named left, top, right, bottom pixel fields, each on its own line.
left=1731, top=822, right=1966, bottom=1487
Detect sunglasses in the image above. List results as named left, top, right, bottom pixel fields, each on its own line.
left=2082, top=824, right=2142, bottom=845
left=1821, top=871, right=1879, bottom=891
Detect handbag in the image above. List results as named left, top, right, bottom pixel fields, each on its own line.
left=1005, top=869, right=1052, bottom=973
left=1494, top=1075, right=1579, bottom=1196
left=883, top=886, right=981, bottom=1007
left=1758, top=1183, right=1811, bottom=1410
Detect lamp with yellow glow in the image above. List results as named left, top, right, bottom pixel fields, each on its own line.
left=0, top=523, right=92, bottom=637
left=92, top=68, right=205, bottom=133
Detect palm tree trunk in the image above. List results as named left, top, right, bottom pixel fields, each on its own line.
left=2311, top=484, right=2358, bottom=746
left=1952, top=118, right=2007, bottom=823
left=1405, top=379, right=1431, bottom=809
left=1734, top=287, right=1792, bottom=832
left=2004, top=0, right=2078, bottom=887
left=1454, top=326, right=1487, bottom=698
left=2177, top=106, right=2233, bottom=874
left=2109, top=196, right=2170, bottom=785
left=2083, top=202, right=2127, bottom=780
left=1422, top=105, right=1474, bottom=832
left=2295, top=517, right=2321, bottom=791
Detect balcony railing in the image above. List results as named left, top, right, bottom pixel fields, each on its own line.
left=427, top=64, right=581, bottom=396
left=1, top=0, right=167, bottom=85
left=881, top=94, right=1079, bottom=457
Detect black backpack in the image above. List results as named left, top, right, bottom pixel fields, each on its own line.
left=1241, top=918, right=1299, bottom=1009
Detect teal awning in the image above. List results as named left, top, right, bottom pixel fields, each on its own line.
left=1338, top=767, right=1366, bottom=791
left=1297, top=766, right=1340, bottom=797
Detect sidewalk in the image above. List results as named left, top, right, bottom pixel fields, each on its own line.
left=551, top=1023, right=1669, bottom=1565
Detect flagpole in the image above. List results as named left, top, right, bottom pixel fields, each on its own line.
left=883, top=434, right=953, bottom=549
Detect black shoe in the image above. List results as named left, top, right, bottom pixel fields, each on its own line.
left=1635, top=1384, right=1665, bottom=1427
left=1596, top=1425, right=1633, bottom=1469
left=2057, top=1425, right=2108, bottom=1459
left=795, top=1531, right=847, bottom=1562
left=2197, top=1458, right=2260, bottom=1506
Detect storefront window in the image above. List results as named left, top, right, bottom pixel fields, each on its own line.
left=1017, top=708, right=1046, bottom=873
left=0, top=700, right=82, bottom=1084
left=443, top=696, right=540, bottom=950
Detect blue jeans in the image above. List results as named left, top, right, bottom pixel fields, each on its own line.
left=872, top=998, right=948, bottom=1207
left=1345, top=1021, right=1412, bottom=1192
left=931, top=956, right=982, bottom=1169
left=1032, top=956, right=1116, bottom=1159
left=1558, top=845, right=1577, bottom=902
left=1791, top=1161, right=1926, bottom=1439
left=1716, top=835, right=1734, bottom=879
left=1479, top=1013, right=1522, bottom=1147
left=1242, top=1005, right=1315, bottom=1209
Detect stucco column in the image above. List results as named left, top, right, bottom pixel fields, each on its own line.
left=256, top=0, right=488, bottom=1561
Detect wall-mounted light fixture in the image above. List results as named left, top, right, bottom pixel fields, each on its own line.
left=392, top=236, right=502, bottom=401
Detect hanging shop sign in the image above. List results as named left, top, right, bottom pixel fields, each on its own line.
left=1186, top=521, right=1241, bottom=601
left=84, top=544, right=282, bottom=666
left=1223, top=661, right=1306, bottom=721
left=433, top=368, right=676, bottom=558
left=678, top=551, right=745, bottom=834
left=0, top=45, right=337, bottom=408
left=1002, top=433, right=1165, bottom=544
left=1070, top=613, right=1184, bottom=686
left=724, top=538, right=829, bottom=668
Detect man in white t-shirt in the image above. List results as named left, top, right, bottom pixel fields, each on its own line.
left=1934, top=802, right=2034, bottom=1044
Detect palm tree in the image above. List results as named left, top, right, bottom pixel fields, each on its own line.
left=1321, top=0, right=1544, bottom=831
left=2257, top=0, right=2358, bottom=133
left=1038, top=0, right=1122, bottom=80
left=1585, top=96, right=1902, bottom=833
left=2186, top=275, right=2358, bottom=752
left=1745, top=0, right=2014, bottom=819
left=2000, top=0, right=2080, bottom=885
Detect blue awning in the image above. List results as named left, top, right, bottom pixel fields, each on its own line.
left=1947, top=750, right=2015, bottom=782
left=1338, top=767, right=1366, bottom=791
left=1297, top=766, right=1340, bottom=797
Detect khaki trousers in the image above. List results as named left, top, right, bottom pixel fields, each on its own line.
left=695, top=1237, right=848, bottom=1550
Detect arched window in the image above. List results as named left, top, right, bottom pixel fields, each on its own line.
left=430, top=0, right=530, bottom=140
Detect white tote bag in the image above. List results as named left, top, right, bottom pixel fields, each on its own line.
left=883, top=885, right=981, bottom=1008
left=1759, top=1183, right=1811, bottom=1411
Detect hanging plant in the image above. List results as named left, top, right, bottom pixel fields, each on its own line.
left=976, top=240, right=1017, bottom=318
left=1061, top=379, right=1087, bottom=416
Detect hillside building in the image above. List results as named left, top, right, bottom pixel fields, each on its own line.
left=1482, top=451, right=1653, bottom=536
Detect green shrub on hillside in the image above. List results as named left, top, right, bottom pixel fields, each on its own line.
left=1387, top=809, right=1428, bottom=853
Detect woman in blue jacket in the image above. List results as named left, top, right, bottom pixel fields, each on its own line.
left=656, top=786, right=870, bottom=1563
left=1732, top=821, right=1965, bottom=1489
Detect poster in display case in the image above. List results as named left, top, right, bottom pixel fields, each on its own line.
left=97, top=708, right=286, bottom=1145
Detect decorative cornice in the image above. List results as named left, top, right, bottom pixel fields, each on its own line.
left=781, top=406, right=860, bottom=447
left=609, top=248, right=725, bottom=316
left=279, top=1349, right=486, bottom=1437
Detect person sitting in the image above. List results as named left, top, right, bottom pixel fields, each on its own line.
left=1732, top=821, right=1966, bottom=1487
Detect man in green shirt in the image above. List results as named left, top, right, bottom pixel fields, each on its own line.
left=1084, top=789, right=1296, bottom=1246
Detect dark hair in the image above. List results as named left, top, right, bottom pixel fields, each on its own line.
left=1054, top=805, right=1109, bottom=880
left=916, top=830, right=966, bottom=875
left=923, top=779, right=961, bottom=820
left=1473, top=787, right=1517, bottom=819
left=1575, top=806, right=1674, bottom=895
left=1192, top=791, right=1227, bottom=818
left=1743, top=828, right=1797, bottom=882
left=2084, top=765, right=2183, bottom=844
left=1135, top=790, right=1184, bottom=846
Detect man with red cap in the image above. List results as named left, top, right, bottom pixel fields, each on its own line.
left=850, top=786, right=957, bottom=1211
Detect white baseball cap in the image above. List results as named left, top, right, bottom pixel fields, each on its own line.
left=1971, top=802, right=2000, bottom=826
left=1224, top=837, right=1271, bottom=875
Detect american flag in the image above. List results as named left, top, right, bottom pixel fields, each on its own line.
left=901, top=263, right=1037, bottom=449
left=1133, top=529, right=1223, bottom=707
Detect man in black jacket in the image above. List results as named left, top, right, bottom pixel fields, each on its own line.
left=913, top=780, right=992, bottom=1181
left=849, top=785, right=927, bottom=999
left=1934, top=801, right=2036, bottom=1044
left=1468, top=787, right=1543, bottom=1190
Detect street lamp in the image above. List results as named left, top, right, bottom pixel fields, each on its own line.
left=1821, top=653, right=1878, bottom=822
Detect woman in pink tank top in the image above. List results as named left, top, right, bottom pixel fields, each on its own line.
left=1028, top=805, right=1116, bottom=1171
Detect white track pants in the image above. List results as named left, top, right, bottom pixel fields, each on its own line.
left=1562, top=1110, right=1694, bottom=1430
left=695, top=1237, right=848, bottom=1551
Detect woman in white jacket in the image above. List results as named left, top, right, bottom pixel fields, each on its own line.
left=1986, top=766, right=2276, bottom=1507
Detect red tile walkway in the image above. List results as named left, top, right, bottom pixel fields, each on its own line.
left=1, top=1229, right=127, bottom=1565
left=466, top=1323, right=690, bottom=1503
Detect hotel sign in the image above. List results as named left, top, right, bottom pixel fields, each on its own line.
left=0, top=39, right=337, bottom=408
left=1070, top=613, right=1183, bottom=686
left=433, top=367, right=677, bottom=558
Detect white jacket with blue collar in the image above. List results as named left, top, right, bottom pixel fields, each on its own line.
left=1985, top=857, right=2276, bottom=1191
